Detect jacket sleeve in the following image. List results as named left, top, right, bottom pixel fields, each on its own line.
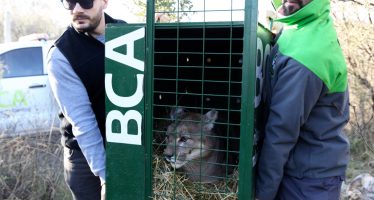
left=47, top=47, right=106, bottom=184
left=255, top=57, right=323, bottom=200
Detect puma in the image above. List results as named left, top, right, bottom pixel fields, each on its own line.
left=163, top=108, right=236, bottom=183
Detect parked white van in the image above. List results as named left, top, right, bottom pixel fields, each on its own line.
left=0, top=40, right=59, bottom=135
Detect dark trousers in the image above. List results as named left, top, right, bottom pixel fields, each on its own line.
left=276, top=175, right=343, bottom=200
left=64, top=147, right=101, bottom=200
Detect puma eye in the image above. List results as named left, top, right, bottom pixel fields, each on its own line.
left=179, top=136, right=188, bottom=142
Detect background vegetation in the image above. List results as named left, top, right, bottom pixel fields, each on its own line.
left=132, top=0, right=193, bottom=21
left=0, top=133, right=70, bottom=200
left=0, top=0, right=67, bottom=42
left=331, top=0, right=374, bottom=179
left=0, top=0, right=373, bottom=199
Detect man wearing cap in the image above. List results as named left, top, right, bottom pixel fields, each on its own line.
left=255, top=0, right=350, bottom=199
left=47, top=0, right=125, bottom=199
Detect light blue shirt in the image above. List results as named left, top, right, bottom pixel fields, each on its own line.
left=47, top=35, right=106, bottom=184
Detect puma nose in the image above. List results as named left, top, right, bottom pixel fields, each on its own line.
left=164, top=152, right=173, bottom=161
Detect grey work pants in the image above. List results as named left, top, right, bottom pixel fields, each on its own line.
left=276, top=175, right=343, bottom=200
left=64, top=147, right=101, bottom=200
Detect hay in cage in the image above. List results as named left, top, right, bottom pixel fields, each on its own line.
left=152, top=156, right=239, bottom=200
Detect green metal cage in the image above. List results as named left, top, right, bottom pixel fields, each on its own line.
left=105, top=0, right=273, bottom=199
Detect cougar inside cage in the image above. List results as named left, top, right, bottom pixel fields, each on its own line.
left=104, top=0, right=273, bottom=199
left=152, top=23, right=243, bottom=199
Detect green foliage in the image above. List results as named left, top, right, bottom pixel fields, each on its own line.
left=132, top=0, right=193, bottom=22
left=0, top=0, right=66, bottom=42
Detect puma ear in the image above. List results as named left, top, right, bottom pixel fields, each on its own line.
left=203, top=109, right=218, bottom=131
left=170, top=107, right=185, bottom=121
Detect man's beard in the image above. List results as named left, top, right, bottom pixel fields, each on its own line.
left=73, top=12, right=102, bottom=33
left=281, top=0, right=304, bottom=15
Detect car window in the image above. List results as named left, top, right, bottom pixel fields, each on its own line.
left=0, top=47, right=44, bottom=78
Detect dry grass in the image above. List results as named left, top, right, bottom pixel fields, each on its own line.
left=0, top=131, right=71, bottom=200
left=152, top=156, right=239, bottom=200
left=332, top=1, right=374, bottom=182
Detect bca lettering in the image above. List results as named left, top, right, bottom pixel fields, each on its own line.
left=255, top=37, right=271, bottom=108
left=0, top=90, right=28, bottom=108
left=105, top=28, right=145, bottom=145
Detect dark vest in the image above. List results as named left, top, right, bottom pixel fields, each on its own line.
left=55, top=14, right=125, bottom=150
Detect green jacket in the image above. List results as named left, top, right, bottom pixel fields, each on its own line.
left=256, top=1, right=350, bottom=199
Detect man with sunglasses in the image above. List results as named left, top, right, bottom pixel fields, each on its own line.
left=47, top=0, right=125, bottom=199
left=255, top=0, right=349, bottom=199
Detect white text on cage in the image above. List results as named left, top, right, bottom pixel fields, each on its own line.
left=105, top=28, right=145, bottom=146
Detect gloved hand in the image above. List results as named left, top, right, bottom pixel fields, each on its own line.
left=266, top=10, right=283, bottom=34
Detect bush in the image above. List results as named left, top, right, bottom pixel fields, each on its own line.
left=332, top=0, right=374, bottom=180
left=0, top=132, right=71, bottom=200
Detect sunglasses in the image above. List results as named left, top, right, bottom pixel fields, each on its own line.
left=61, top=0, right=94, bottom=10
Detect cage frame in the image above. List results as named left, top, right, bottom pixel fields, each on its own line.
left=146, top=1, right=258, bottom=199
left=104, top=0, right=269, bottom=199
